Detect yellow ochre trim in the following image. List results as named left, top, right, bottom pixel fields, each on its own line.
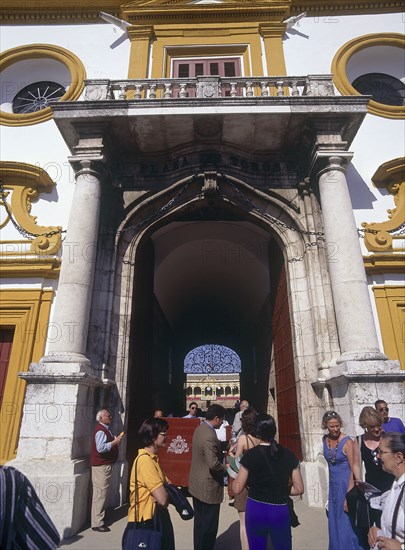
left=331, top=33, right=405, bottom=120
left=362, top=157, right=405, bottom=252
left=0, top=44, right=86, bottom=127
left=373, top=285, right=405, bottom=368
left=0, top=161, right=62, bottom=254
left=0, top=256, right=61, bottom=279
left=363, top=253, right=405, bottom=274
left=0, top=289, right=54, bottom=464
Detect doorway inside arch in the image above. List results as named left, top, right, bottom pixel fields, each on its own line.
left=184, top=343, right=242, bottom=412
left=125, top=216, right=302, bottom=460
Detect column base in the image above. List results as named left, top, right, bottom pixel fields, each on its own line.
left=336, top=350, right=388, bottom=363
left=40, top=352, right=92, bottom=366
left=317, top=359, right=404, bottom=436
left=10, top=359, right=125, bottom=538
left=6, top=458, right=90, bottom=538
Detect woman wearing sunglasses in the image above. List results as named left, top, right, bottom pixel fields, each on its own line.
left=352, top=407, right=395, bottom=547
left=368, top=432, right=405, bottom=550
left=322, top=410, right=363, bottom=550
left=354, top=407, right=395, bottom=497
left=122, top=417, right=174, bottom=550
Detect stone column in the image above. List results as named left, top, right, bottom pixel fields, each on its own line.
left=42, top=159, right=103, bottom=366
left=9, top=132, right=126, bottom=539
left=317, top=155, right=386, bottom=363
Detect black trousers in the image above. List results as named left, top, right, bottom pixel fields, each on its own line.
left=192, top=497, right=220, bottom=550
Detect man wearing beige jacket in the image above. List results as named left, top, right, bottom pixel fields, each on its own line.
left=188, top=404, right=227, bottom=550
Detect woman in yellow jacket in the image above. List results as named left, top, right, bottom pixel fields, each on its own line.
left=122, top=417, right=175, bottom=550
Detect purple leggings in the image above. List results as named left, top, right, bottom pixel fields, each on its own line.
left=245, top=497, right=292, bottom=550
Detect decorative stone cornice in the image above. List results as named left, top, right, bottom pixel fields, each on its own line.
left=1, top=0, right=403, bottom=24
left=290, top=0, right=404, bottom=15
left=0, top=1, right=122, bottom=23
left=362, top=157, right=405, bottom=252
left=121, top=0, right=291, bottom=25
left=0, top=161, right=62, bottom=254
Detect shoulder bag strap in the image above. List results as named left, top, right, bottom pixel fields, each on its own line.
left=391, top=482, right=405, bottom=539
left=134, top=455, right=140, bottom=523
left=134, top=453, right=162, bottom=530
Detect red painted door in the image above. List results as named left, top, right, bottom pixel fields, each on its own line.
left=0, top=328, right=14, bottom=409
left=271, top=266, right=302, bottom=459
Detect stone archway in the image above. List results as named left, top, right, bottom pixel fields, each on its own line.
left=109, top=172, right=336, bottom=464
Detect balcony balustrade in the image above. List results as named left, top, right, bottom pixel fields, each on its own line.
left=83, top=75, right=336, bottom=102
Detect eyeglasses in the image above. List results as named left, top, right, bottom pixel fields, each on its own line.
left=376, top=449, right=390, bottom=456
left=377, top=407, right=389, bottom=412
left=159, top=432, right=167, bottom=437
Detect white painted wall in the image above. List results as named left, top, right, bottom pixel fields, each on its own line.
left=284, top=12, right=404, bottom=256
left=0, top=16, right=403, bottom=350
left=0, top=23, right=131, bottom=239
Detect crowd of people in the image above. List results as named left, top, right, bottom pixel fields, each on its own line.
left=322, top=402, right=404, bottom=550
left=0, top=399, right=403, bottom=550
left=119, top=398, right=404, bottom=550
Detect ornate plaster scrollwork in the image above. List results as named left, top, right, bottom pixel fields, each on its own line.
left=362, top=157, right=404, bottom=252
left=0, top=161, right=62, bottom=254
left=202, top=171, right=219, bottom=198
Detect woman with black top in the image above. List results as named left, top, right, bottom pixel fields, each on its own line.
left=353, top=407, right=395, bottom=530
left=233, top=414, right=304, bottom=550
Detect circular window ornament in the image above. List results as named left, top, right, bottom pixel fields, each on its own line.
left=12, top=81, right=67, bottom=114
left=352, top=73, right=405, bottom=107
left=332, top=33, right=405, bottom=119
left=0, top=44, right=86, bottom=126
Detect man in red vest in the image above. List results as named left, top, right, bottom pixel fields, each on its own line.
left=90, top=409, right=123, bottom=532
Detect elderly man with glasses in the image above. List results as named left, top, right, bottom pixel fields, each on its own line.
left=183, top=402, right=199, bottom=418
left=90, top=409, right=123, bottom=532
left=375, top=400, right=405, bottom=434
left=232, top=399, right=250, bottom=436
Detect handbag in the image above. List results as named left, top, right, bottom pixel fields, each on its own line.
left=122, top=519, right=162, bottom=550
left=287, top=497, right=300, bottom=528
left=346, top=485, right=371, bottom=530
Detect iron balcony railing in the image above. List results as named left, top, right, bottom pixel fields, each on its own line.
left=83, top=75, right=336, bottom=101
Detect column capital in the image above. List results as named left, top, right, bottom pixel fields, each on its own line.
left=259, top=22, right=286, bottom=38
left=68, top=121, right=112, bottom=175
left=308, top=144, right=353, bottom=180
left=127, top=25, right=154, bottom=42
left=69, top=158, right=107, bottom=181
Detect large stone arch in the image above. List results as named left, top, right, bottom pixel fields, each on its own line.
left=107, top=172, right=338, bottom=470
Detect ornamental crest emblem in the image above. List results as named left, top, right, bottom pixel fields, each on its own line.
left=167, top=435, right=189, bottom=454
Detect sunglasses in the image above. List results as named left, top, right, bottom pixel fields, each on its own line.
left=377, top=407, right=389, bottom=412
left=371, top=449, right=379, bottom=466
left=190, top=407, right=197, bottom=410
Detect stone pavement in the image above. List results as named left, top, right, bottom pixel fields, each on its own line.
left=59, top=497, right=328, bottom=550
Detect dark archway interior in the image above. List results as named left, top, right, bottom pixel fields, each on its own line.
left=126, top=209, right=287, bottom=457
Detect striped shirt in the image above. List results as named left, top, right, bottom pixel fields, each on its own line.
left=0, top=466, right=60, bottom=550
